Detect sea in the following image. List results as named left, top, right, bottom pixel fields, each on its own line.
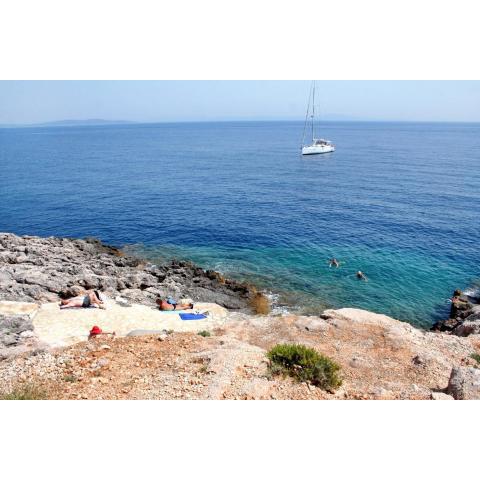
left=1, top=121, right=479, bottom=328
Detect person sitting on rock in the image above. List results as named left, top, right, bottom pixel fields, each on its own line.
left=60, top=290, right=105, bottom=309
left=156, top=298, right=194, bottom=311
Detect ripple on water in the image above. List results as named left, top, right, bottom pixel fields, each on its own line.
left=1, top=121, right=479, bottom=327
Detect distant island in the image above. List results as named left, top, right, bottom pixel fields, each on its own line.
left=0, top=119, right=136, bottom=129
left=1, top=117, right=477, bottom=130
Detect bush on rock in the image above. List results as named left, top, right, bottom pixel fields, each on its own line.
left=267, top=343, right=342, bottom=391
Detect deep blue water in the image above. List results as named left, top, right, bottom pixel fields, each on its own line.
left=1, top=121, right=479, bottom=327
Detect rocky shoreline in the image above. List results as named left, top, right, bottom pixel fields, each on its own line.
left=0, top=232, right=256, bottom=308
left=0, top=232, right=257, bottom=360
left=1, top=232, right=480, bottom=400
left=432, top=288, right=480, bottom=336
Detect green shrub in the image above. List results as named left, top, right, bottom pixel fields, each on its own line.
left=267, top=343, right=342, bottom=391
left=0, top=384, right=47, bottom=400
left=470, top=353, right=480, bottom=364
left=198, top=330, right=211, bottom=337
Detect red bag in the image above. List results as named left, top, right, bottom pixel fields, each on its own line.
left=89, top=325, right=103, bottom=336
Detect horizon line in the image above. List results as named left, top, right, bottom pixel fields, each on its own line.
left=2, top=118, right=480, bottom=129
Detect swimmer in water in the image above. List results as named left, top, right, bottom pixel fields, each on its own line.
left=356, top=271, right=367, bottom=281
left=329, top=258, right=340, bottom=268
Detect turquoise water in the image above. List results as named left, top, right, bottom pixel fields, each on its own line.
left=1, top=121, right=479, bottom=327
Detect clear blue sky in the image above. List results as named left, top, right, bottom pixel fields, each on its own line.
left=1, top=81, right=479, bottom=124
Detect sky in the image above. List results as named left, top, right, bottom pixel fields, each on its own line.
left=0, top=81, right=479, bottom=124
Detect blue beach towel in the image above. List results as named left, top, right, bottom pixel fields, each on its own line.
left=179, top=313, right=207, bottom=321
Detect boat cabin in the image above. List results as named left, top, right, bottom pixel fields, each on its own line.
left=313, top=138, right=333, bottom=146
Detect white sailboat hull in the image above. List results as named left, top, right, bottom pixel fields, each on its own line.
left=302, top=144, right=335, bottom=155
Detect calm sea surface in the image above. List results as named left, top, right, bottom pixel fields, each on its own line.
left=1, top=121, right=479, bottom=327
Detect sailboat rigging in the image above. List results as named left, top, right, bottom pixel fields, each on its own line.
left=301, top=81, right=335, bottom=155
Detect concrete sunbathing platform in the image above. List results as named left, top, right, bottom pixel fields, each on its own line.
left=0, top=299, right=228, bottom=347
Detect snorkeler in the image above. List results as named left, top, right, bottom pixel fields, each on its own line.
left=329, top=258, right=340, bottom=268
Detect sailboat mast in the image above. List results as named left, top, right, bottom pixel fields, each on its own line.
left=301, top=81, right=313, bottom=149
left=311, top=81, right=315, bottom=141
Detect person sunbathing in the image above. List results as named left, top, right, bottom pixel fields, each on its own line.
left=156, top=298, right=194, bottom=311
left=60, top=290, right=105, bottom=309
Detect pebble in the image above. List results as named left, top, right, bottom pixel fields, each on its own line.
left=97, top=358, right=109, bottom=368
left=349, top=357, right=364, bottom=368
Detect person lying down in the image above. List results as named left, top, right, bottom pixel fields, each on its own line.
left=60, top=289, right=106, bottom=309
left=156, top=298, right=194, bottom=311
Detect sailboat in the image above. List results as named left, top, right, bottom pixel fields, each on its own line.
left=301, top=81, right=335, bottom=155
